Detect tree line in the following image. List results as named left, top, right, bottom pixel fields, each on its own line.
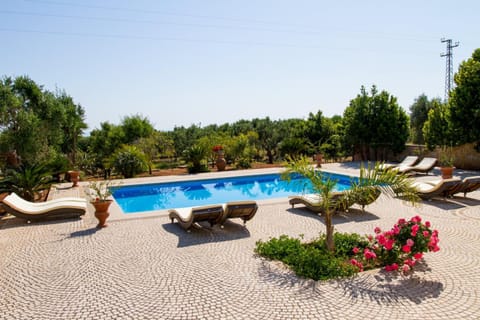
left=1, top=48, right=479, bottom=180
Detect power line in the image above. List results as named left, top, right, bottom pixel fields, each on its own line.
left=440, top=38, right=459, bottom=102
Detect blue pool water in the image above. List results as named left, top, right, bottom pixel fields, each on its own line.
left=112, top=172, right=354, bottom=213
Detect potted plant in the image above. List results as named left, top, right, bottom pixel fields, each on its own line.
left=88, top=180, right=115, bottom=228
left=67, top=169, right=81, bottom=187
left=212, top=145, right=226, bottom=171
left=439, top=146, right=455, bottom=179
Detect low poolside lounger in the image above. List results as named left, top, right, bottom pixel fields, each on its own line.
left=447, top=176, right=480, bottom=197
left=288, top=191, right=353, bottom=213
left=221, top=201, right=258, bottom=226
left=1, top=192, right=87, bottom=222
left=378, top=156, right=418, bottom=171
left=168, top=204, right=224, bottom=231
left=411, top=178, right=461, bottom=200
left=396, top=157, right=437, bottom=175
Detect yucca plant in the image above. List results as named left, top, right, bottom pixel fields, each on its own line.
left=0, top=163, right=53, bottom=201
left=282, top=156, right=419, bottom=252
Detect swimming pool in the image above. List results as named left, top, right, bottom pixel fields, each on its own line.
left=112, top=172, right=355, bottom=214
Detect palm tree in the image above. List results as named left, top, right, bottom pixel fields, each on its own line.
left=282, top=157, right=419, bottom=252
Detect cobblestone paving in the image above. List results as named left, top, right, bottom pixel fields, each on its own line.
left=1, top=166, right=480, bottom=319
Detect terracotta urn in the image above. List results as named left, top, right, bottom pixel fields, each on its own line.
left=315, top=153, right=323, bottom=168
left=68, top=170, right=80, bottom=187
left=216, top=152, right=226, bottom=171
left=91, top=200, right=112, bottom=228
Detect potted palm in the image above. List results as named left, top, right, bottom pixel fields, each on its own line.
left=439, top=146, right=455, bottom=179
left=88, top=180, right=115, bottom=228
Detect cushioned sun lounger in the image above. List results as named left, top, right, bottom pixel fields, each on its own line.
left=221, top=201, right=258, bottom=226
left=446, top=176, right=480, bottom=197
left=395, top=157, right=437, bottom=175
left=1, top=192, right=87, bottom=222
left=411, top=177, right=461, bottom=200
left=168, top=204, right=224, bottom=230
left=288, top=191, right=353, bottom=213
left=378, top=156, right=418, bottom=171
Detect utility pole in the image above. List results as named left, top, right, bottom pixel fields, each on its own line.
left=440, top=38, right=459, bottom=102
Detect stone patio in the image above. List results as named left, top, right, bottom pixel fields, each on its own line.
left=1, top=163, right=479, bottom=319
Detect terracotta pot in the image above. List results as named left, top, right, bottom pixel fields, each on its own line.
left=216, top=157, right=226, bottom=171
left=68, top=170, right=80, bottom=187
left=315, top=153, right=323, bottom=168
left=91, top=200, right=112, bottom=228
left=440, top=166, right=454, bottom=179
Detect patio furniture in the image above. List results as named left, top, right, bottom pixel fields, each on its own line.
left=395, top=157, right=437, bottom=175
left=411, top=177, right=461, bottom=200
left=221, top=201, right=258, bottom=226
left=447, top=176, right=480, bottom=197
left=378, top=155, right=418, bottom=171
left=168, top=204, right=224, bottom=230
left=1, top=192, right=87, bottom=222
left=288, top=191, right=353, bottom=214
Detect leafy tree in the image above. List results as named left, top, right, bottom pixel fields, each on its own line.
left=305, top=111, right=334, bottom=152
left=422, top=100, right=453, bottom=149
left=409, top=94, right=437, bottom=144
left=120, top=114, right=154, bottom=144
left=253, top=117, right=282, bottom=164
left=0, top=76, right=86, bottom=166
left=343, top=86, right=409, bottom=160
left=88, top=122, right=125, bottom=178
left=449, top=48, right=480, bottom=144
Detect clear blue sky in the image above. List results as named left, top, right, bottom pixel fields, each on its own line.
left=1, top=0, right=478, bottom=132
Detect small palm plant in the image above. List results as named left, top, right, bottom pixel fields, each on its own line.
left=282, top=157, right=419, bottom=252
left=0, top=164, right=53, bottom=202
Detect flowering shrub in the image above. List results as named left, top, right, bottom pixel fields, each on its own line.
left=350, top=215, right=440, bottom=274
left=212, top=145, right=223, bottom=152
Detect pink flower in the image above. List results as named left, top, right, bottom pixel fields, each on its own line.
left=423, top=231, right=430, bottom=237
left=402, top=245, right=411, bottom=253
left=376, top=234, right=386, bottom=245
left=385, top=263, right=399, bottom=272
left=392, top=225, right=400, bottom=235
left=352, top=247, right=360, bottom=254
left=364, top=249, right=377, bottom=260
left=411, top=215, right=422, bottom=223
left=411, top=224, right=419, bottom=237
left=384, top=239, right=394, bottom=250
left=398, top=218, right=406, bottom=225
left=350, top=259, right=363, bottom=272
left=406, top=239, right=414, bottom=247
left=404, top=258, right=416, bottom=267
left=425, top=221, right=431, bottom=228
left=374, top=226, right=382, bottom=234
left=402, top=264, right=411, bottom=274
left=414, top=252, right=423, bottom=260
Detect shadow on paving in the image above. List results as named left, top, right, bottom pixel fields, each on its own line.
left=162, top=220, right=251, bottom=248
left=68, top=227, right=101, bottom=238
left=337, top=262, right=444, bottom=305
left=286, top=207, right=380, bottom=224
left=0, top=215, right=82, bottom=230
left=257, top=258, right=443, bottom=305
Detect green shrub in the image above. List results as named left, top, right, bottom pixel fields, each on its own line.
left=111, top=145, right=148, bottom=178
left=236, top=157, right=252, bottom=169
left=0, top=163, right=53, bottom=201
left=255, top=233, right=367, bottom=281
